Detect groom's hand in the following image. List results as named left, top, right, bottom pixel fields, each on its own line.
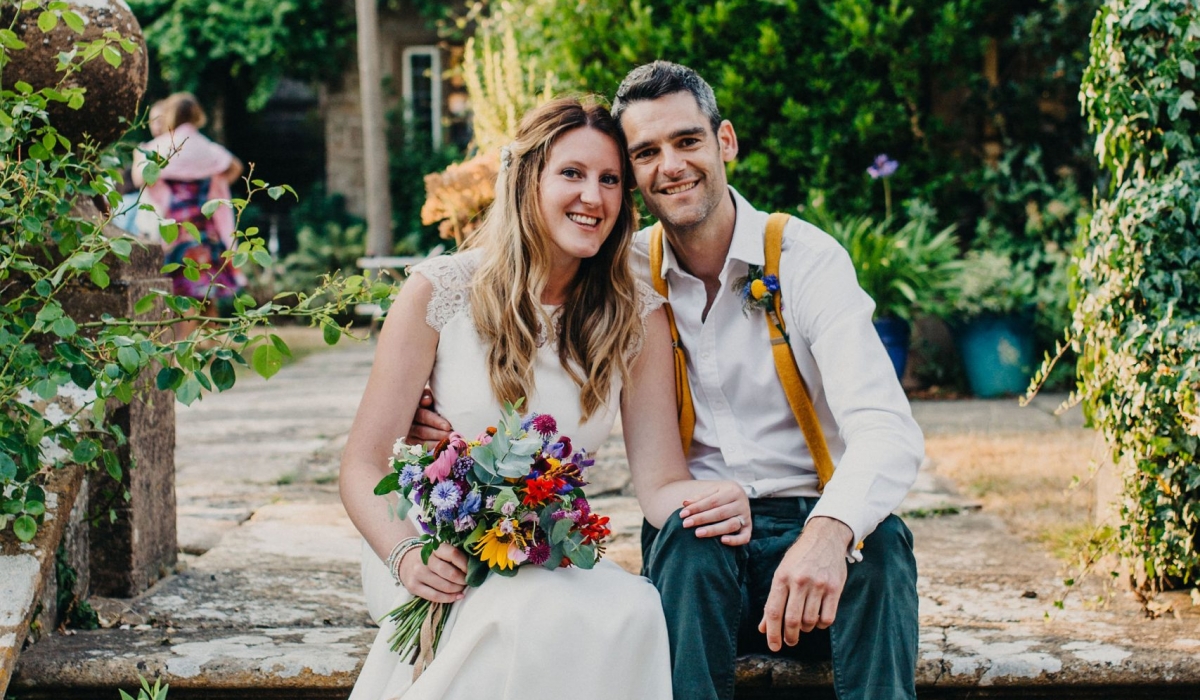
left=758, top=516, right=853, bottom=651
left=407, top=388, right=453, bottom=445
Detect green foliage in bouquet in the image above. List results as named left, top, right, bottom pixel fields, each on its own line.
left=1068, top=0, right=1200, bottom=591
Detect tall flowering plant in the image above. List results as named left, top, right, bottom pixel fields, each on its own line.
left=374, top=400, right=611, bottom=672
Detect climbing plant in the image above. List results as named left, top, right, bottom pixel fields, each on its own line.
left=0, top=2, right=392, bottom=543
left=1073, top=0, right=1200, bottom=591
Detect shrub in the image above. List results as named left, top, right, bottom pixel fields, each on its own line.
left=1073, top=0, right=1200, bottom=591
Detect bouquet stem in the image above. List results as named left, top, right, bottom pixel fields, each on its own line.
left=386, top=597, right=450, bottom=681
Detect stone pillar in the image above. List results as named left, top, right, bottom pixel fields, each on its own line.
left=57, top=214, right=176, bottom=597
left=356, top=0, right=395, bottom=256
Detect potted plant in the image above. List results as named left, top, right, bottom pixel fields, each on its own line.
left=807, top=196, right=961, bottom=379
left=950, top=249, right=1039, bottom=397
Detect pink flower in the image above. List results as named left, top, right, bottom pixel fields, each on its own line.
left=474, top=430, right=493, bottom=446
left=508, top=543, right=528, bottom=565
left=448, top=432, right=468, bottom=453
left=425, top=446, right=457, bottom=483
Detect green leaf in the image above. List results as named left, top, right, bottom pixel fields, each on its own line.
left=105, top=454, right=122, bottom=481
left=141, top=161, right=160, bottom=186
left=69, top=363, right=94, bottom=390
left=13, top=515, right=37, bottom=542
left=176, top=376, right=202, bottom=406
left=117, top=346, right=140, bottom=373
left=72, top=439, right=100, bottom=463
left=251, top=344, right=285, bottom=379
left=0, top=454, right=17, bottom=482
left=465, top=556, right=490, bottom=587
left=373, top=472, right=400, bottom=496
left=38, top=11, right=58, bottom=33
left=155, top=367, right=180, bottom=391
left=134, top=294, right=156, bottom=315
left=50, top=315, right=77, bottom=338
left=61, top=10, right=84, bottom=33
left=267, top=186, right=286, bottom=200
left=102, top=45, right=122, bottom=68
left=550, top=516, right=574, bottom=544
left=110, top=238, right=133, bottom=258
left=201, top=199, right=223, bottom=218
left=24, top=500, right=46, bottom=517
left=564, top=539, right=596, bottom=569
left=210, top=359, right=235, bottom=391
left=322, top=323, right=341, bottom=346
left=90, top=264, right=110, bottom=289
left=251, top=249, right=273, bottom=267
left=269, top=334, right=292, bottom=358
left=34, top=279, right=52, bottom=297
left=159, top=222, right=179, bottom=245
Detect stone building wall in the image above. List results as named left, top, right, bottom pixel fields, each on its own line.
left=322, top=4, right=467, bottom=217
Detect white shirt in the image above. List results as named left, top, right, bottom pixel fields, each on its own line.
left=630, top=187, right=924, bottom=555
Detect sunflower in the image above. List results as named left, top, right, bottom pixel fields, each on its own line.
left=472, top=521, right=527, bottom=570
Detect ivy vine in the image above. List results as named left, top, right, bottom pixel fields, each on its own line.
left=1074, top=0, right=1200, bottom=590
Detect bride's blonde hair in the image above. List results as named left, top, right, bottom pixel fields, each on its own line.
left=466, top=97, right=641, bottom=420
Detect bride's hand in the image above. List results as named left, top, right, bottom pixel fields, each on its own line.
left=399, top=542, right=469, bottom=603
left=678, top=481, right=752, bottom=546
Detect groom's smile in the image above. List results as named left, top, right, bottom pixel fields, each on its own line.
left=619, top=91, right=738, bottom=232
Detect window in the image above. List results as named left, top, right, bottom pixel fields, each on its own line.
left=402, top=46, right=442, bottom=148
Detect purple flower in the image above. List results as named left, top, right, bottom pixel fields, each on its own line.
left=526, top=541, right=551, bottom=566
left=867, top=154, right=898, bottom=179
left=399, top=463, right=424, bottom=487
left=453, top=514, right=477, bottom=532
left=531, top=414, right=558, bottom=437
left=452, top=456, right=475, bottom=479
left=764, top=275, right=780, bottom=293
left=430, top=481, right=461, bottom=510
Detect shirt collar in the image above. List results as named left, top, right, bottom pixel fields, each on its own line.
left=657, top=186, right=764, bottom=279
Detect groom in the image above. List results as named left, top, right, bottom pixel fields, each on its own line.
left=410, top=61, right=923, bottom=699
left=608, top=61, right=923, bottom=700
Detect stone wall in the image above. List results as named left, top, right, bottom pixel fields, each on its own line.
left=322, top=4, right=461, bottom=218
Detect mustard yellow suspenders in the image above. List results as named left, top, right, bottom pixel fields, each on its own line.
left=649, top=213, right=837, bottom=492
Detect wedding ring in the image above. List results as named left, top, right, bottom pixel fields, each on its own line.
left=736, top=516, right=746, bottom=529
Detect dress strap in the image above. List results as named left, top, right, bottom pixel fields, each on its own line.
left=408, top=251, right=481, bottom=332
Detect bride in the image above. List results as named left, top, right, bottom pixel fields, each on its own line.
left=339, top=97, right=752, bottom=699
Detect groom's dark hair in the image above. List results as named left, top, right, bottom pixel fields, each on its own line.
left=611, top=61, right=722, bottom=136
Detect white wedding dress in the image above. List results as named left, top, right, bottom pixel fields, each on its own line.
left=349, top=250, right=673, bottom=700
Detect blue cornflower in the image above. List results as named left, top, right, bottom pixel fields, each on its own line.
left=399, top=463, right=424, bottom=487
left=430, top=481, right=461, bottom=510
left=764, top=274, right=780, bottom=293
left=867, top=154, right=899, bottom=179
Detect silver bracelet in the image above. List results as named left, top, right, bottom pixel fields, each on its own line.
left=385, top=537, right=423, bottom=586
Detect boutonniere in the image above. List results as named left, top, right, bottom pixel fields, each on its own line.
left=734, top=264, right=781, bottom=316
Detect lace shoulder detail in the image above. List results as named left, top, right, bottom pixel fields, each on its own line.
left=408, top=250, right=483, bottom=332
left=627, top=279, right=666, bottom=360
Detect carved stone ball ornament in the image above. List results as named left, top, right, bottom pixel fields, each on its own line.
left=1, top=0, right=148, bottom=147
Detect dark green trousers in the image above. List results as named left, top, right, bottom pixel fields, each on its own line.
left=641, top=497, right=918, bottom=700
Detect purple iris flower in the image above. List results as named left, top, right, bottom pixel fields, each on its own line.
left=867, top=154, right=899, bottom=179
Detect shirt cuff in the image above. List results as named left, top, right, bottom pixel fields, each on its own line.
left=802, top=511, right=863, bottom=563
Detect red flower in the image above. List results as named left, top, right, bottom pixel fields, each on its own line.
left=578, top=513, right=611, bottom=545
left=522, top=475, right=565, bottom=506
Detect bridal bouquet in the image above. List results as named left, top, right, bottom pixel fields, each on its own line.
left=374, top=399, right=611, bottom=673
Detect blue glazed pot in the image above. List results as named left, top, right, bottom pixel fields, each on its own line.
left=955, top=314, right=1035, bottom=398
left=873, top=316, right=910, bottom=380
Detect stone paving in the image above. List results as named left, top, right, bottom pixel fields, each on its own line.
left=10, top=338, right=1200, bottom=698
